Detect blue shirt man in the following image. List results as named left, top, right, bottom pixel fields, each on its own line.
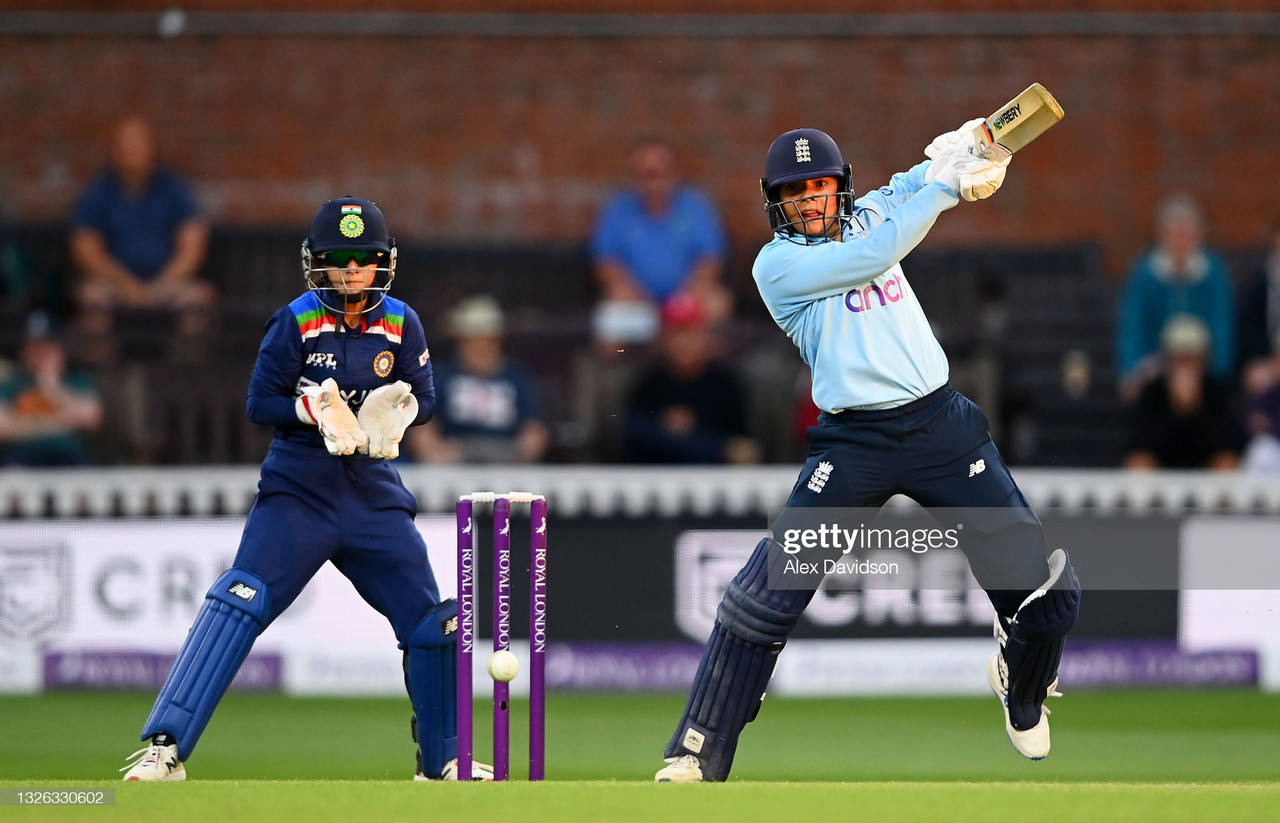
left=590, top=141, right=730, bottom=345
left=74, top=167, right=199, bottom=282
left=70, top=116, right=215, bottom=350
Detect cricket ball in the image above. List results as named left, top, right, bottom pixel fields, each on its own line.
left=487, top=649, right=520, bottom=683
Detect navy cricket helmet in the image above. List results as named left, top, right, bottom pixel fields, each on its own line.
left=301, top=196, right=397, bottom=314
left=760, top=128, right=855, bottom=242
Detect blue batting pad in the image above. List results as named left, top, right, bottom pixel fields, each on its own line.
left=406, top=598, right=457, bottom=778
left=141, top=569, right=272, bottom=761
left=1004, top=549, right=1081, bottom=730
left=665, top=538, right=813, bottom=781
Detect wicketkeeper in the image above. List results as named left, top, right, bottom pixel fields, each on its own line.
left=121, top=197, right=492, bottom=782
left=655, top=126, right=1080, bottom=782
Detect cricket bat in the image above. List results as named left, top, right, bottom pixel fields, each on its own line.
left=973, top=83, right=1065, bottom=156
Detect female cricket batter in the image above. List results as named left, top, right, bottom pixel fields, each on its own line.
left=122, top=197, right=490, bottom=782
left=655, top=127, right=1080, bottom=782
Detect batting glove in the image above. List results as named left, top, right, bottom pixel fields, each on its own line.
left=926, top=143, right=1012, bottom=202
left=924, top=118, right=986, bottom=160
left=358, top=380, right=418, bottom=460
left=296, top=378, right=369, bottom=456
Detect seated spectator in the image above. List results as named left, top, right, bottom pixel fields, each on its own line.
left=1240, top=373, right=1280, bottom=472
left=0, top=311, right=103, bottom=466
left=1123, top=315, right=1241, bottom=471
left=590, top=139, right=731, bottom=350
left=407, top=295, right=549, bottom=464
left=1116, top=193, right=1235, bottom=399
left=70, top=115, right=216, bottom=360
left=623, top=294, right=761, bottom=464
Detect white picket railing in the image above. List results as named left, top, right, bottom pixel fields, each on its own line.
left=2, top=464, right=1280, bottom=519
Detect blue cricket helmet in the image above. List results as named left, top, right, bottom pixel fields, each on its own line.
left=301, top=196, right=397, bottom=314
left=760, top=128, right=855, bottom=241
left=305, top=196, right=393, bottom=253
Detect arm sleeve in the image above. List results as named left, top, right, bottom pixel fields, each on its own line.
left=71, top=179, right=108, bottom=231
left=245, top=308, right=307, bottom=426
left=160, top=171, right=201, bottom=224
left=590, top=197, right=626, bottom=263
left=1116, top=263, right=1151, bottom=378
left=398, top=306, right=437, bottom=426
left=854, top=161, right=933, bottom=217
left=512, top=366, right=544, bottom=424
left=754, top=178, right=957, bottom=307
left=1128, top=382, right=1164, bottom=454
left=687, top=190, right=729, bottom=260
left=1206, top=256, right=1237, bottom=379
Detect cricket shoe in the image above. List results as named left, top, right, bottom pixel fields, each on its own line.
left=120, top=741, right=186, bottom=782
left=987, top=652, right=1061, bottom=760
left=654, top=754, right=705, bottom=783
left=414, top=758, right=495, bottom=781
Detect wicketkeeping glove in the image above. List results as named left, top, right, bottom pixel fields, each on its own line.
left=296, top=378, right=368, bottom=456
left=357, top=380, right=419, bottom=460
left=926, top=143, right=1012, bottom=202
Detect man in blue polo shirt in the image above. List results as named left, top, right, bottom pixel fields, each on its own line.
left=70, top=116, right=216, bottom=356
left=590, top=140, right=731, bottom=347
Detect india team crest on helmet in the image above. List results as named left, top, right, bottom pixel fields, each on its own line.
left=339, top=204, right=365, bottom=238
left=373, top=350, right=394, bottom=377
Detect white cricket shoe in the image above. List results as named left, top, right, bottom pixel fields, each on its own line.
left=120, top=741, right=186, bottom=782
left=654, top=754, right=705, bottom=783
left=987, top=652, right=1061, bottom=760
left=414, top=758, right=495, bottom=781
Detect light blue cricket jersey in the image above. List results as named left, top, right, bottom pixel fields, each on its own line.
left=752, top=161, right=961, bottom=412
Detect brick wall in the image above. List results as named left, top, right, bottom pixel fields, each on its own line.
left=1, top=8, right=1278, bottom=283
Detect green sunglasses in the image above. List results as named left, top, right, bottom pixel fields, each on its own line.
left=320, top=250, right=385, bottom=267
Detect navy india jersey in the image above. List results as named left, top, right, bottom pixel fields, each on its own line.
left=246, top=292, right=436, bottom=447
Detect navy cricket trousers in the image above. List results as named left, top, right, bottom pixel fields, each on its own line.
left=787, top=383, right=1048, bottom=610
left=231, top=440, right=442, bottom=644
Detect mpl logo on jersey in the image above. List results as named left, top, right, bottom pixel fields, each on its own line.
left=845, top=271, right=907, bottom=314
left=306, top=352, right=338, bottom=370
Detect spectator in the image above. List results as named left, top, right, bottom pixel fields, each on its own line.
left=1116, top=193, right=1235, bottom=398
left=0, top=311, right=103, bottom=466
left=1240, top=370, right=1280, bottom=473
left=407, top=295, right=549, bottom=464
left=590, top=139, right=731, bottom=349
left=70, top=115, right=216, bottom=360
left=623, top=293, right=761, bottom=464
left=1236, top=216, right=1280, bottom=397
left=1123, top=314, right=1241, bottom=471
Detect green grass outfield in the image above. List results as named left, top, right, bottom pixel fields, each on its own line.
left=2, top=691, right=1277, bottom=822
